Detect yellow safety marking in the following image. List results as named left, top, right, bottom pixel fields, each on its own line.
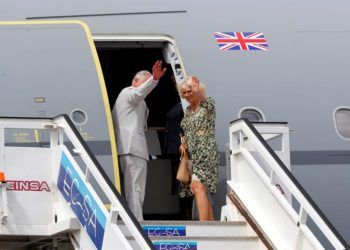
left=34, top=130, right=40, bottom=143
left=0, top=20, right=121, bottom=192
left=105, top=203, right=111, bottom=211
left=80, top=22, right=121, bottom=193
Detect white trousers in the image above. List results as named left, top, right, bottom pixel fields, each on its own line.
left=119, top=155, right=147, bottom=221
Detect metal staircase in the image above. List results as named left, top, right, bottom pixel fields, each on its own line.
left=0, top=116, right=348, bottom=249
left=0, top=115, right=152, bottom=249
left=222, top=119, right=349, bottom=249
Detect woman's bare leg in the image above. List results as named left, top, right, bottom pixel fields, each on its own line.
left=208, top=201, right=214, bottom=220
left=191, top=180, right=214, bottom=221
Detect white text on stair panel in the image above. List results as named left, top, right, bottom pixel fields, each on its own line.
left=57, top=151, right=106, bottom=249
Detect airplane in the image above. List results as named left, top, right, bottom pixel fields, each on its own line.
left=0, top=0, right=349, bottom=248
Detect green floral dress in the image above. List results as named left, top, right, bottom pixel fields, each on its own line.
left=179, top=97, right=220, bottom=197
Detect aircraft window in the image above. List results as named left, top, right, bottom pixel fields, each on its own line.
left=239, top=108, right=265, bottom=122
left=70, top=109, right=88, bottom=125
left=334, top=107, right=350, bottom=139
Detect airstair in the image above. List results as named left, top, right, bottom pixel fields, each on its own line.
left=0, top=116, right=348, bottom=249
left=0, top=115, right=152, bottom=249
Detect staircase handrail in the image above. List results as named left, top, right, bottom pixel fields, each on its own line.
left=229, top=118, right=348, bottom=249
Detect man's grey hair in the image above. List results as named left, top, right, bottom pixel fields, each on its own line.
left=134, top=70, right=152, bottom=81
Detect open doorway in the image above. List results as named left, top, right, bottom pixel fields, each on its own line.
left=94, top=38, right=187, bottom=219
left=95, top=43, right=181, bottom=127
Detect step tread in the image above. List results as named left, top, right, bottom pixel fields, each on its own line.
left=127, top=236, right=259, bottom=241
left=140, top=220, right=246, bottom=226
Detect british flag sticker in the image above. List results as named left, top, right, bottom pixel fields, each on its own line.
left=215, top=32, right=269, bottom=51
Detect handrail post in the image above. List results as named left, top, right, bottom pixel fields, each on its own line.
left=281, top=128, right=291, bottom=170
left=0, top=127, right=8, bottom=225
left=0, top=182, right=8, bottom=225
left=229, top=127, right=241, bottom=183
left=50, top=125, right=61, bottom=181
left=295, top=208, right=309, bottom=249
left=0, top=127, right=4, bottom=174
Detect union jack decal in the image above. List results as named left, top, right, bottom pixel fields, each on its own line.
left=215, top=32, right=269, bottom=51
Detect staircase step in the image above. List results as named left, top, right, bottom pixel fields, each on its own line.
left=140, top=220, right=253, bottom=237
left=126, top=236, right=259, bottom=250
left=118, top=220, right=255, bottom=238
left=140, top=220, right=247, bottom=225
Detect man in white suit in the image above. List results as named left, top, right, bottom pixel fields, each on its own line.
left=112, top=60, right=167, bottom=220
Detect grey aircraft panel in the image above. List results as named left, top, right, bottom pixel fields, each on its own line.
left=0, top=23, right=107, bottom=138
left=0, top=22, right=116, bottom=185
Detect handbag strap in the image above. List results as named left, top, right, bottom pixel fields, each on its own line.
left=179, top=134, right=188, bottom=159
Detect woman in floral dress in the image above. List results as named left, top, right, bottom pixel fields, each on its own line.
left=178, top=76, right=220, bottom=221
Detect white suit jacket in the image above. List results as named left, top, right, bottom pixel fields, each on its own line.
left=112, top=77, right=157, bottom=161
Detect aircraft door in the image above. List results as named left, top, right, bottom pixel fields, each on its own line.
left=0, top=21, right=120, bottom=191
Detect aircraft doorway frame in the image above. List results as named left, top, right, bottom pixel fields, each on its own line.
left=93, top=35, right=188, bottom=216
left=92, top=34, right=187, bottom=82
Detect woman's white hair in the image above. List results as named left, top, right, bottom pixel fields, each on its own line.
left=177, top=76, right=206, bottom=98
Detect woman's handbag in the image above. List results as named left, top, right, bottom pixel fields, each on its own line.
left=176, top=135, right=191, bottom=183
